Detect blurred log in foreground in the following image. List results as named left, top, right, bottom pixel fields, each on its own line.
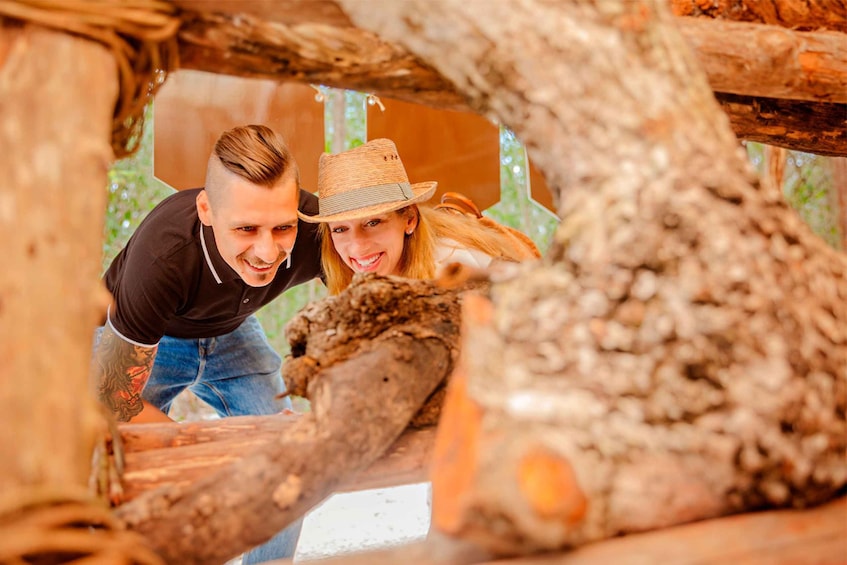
left=328, top=0, right=847, bottom=556
left=116, top=276, right=470, bottom=564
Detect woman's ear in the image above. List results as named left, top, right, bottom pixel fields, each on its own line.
left=196, top=190, right=213, bottom=226
left=404, top=207, right=420, bottom=235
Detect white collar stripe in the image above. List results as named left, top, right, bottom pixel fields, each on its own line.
left=200, top=226, right=223, bottom=284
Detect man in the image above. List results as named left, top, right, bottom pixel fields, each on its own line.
left=91, top=124, right=321, bottom=561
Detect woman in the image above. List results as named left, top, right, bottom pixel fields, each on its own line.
left=300, top=138, right=539, bottom=294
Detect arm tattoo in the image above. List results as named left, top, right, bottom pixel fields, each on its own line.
left=91, top=324, right=158, bottom=422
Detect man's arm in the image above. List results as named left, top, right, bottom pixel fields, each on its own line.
left=91, top=323, right=170, bottom=422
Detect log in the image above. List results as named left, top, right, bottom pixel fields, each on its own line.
left=670, top=0, right=847, bottom=32
left=263, top=496, right=847, bottom=565
left=0, top=23, right=114, bottom=498
left=678, top=17, right=847, bottom=103
left=715, top=93, right=846, bottom=157
left=167, top=0, right=847, bottom=156
left=173, top=0, right=847, bottom=32
left=116, top=276, right=465, bottom=564
left=117, top=417, right=436, bottom=501
left=334, top=0, right=847, bottom=555
left=174, top=4, right=464, bottom=111
left=173, top=3, right=847, bottom=104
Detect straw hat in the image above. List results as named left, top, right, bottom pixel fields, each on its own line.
left=299, top=138, right=437, bottom=223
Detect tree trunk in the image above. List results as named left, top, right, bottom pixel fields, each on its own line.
left=0, top=23, right=114, bottom=501
left=336, top=0, right=847, bottom=554
left=117, top=276, right=465, bottom=564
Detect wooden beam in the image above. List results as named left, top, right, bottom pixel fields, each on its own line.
left=171, top=0, right=847, bottom=32
left=0, top=23, right=115, bottom=496
left=715, top=93, right=847, bottom=157
left=677, top=17, right=847, bottom=103
left=117, top=417, right=435, bottom=502
left=670, top=0, right=847, bottom=32
left=175, top=7, right=464, bottom=111
left=264, top=497, right=847, bottom=565
left=175, top=5, right=847, bottom=104
left=169, top=4, right=847, bottom=155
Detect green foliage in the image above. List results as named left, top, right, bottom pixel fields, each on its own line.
left=486, top=127, right=559, bottom=255
left=103, top=107, right=174, bottom=273
left=255, top=280, right=326, bottom=356
left=321, top=87, right=367, bottom=152
left=746, top=143, right=841, bottom=250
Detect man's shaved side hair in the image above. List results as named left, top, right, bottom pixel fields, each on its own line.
left=205, top=124, right=300, bottom=207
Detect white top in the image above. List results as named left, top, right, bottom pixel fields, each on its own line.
left=434, top=238, right=493, bottom=275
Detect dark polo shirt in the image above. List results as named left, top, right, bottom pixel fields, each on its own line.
left=104, top=188, right=322, bottom=346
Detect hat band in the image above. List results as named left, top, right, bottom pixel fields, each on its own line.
left=319, top=182, right=415, bottom=217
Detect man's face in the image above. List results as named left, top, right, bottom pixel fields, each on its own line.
left=197, top=168, right=300, bottom=288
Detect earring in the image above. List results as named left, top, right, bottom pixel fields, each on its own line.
left=406, top=230, right=413, bottom=235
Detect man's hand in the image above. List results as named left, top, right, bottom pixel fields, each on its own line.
left=129, top=400, right=173, bottom=423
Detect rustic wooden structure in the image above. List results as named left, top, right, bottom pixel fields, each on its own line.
left=1, top=0, right=846, bottom=563
left=170, top=0, right=847, bottom=157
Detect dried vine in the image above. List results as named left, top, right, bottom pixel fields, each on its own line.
left=0, top=487, right=163, bottom=564
left=0, top=0, right=181, bottom=157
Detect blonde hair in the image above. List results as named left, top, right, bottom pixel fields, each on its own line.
left=320, top=205, right=537, bottom=295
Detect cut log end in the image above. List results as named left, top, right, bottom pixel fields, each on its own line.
left=517, top=447, right=587, bottom=525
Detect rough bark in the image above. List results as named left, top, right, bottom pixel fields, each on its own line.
left=0, top=24, right=114, bottom=498
left=173, top=2, right=847, bottom=104
left=335, top=0, right=847, bottom=554
left=670, top=0, right=847, bottom=32
left=174, top=5, right=462, bottom=110
left=173, top=0, right=847, bottom=32
left=117, top=417, right=436, bottom=501
left=116, top=276, right=465, bottom=564
left=714, top=93, right=847, bottom=157
left=266, top=496, right=847, bottom=565
left=169, top=1, right=847, bottom=155
left=678, top=17, right=847, bottom=103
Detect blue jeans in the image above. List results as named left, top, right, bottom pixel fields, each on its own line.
left=95, top=315, right=302, bottom=561
left=142, top=315, right=291, bottom=416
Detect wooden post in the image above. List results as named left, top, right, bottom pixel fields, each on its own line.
left=0, top=24, right=115, bottom=498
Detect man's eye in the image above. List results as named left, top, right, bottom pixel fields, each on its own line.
left=237, top=226, right=256, bottom=233
left=275, top=225, right=294, bottom=232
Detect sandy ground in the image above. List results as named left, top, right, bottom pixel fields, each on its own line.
left=294, top=483, right=431, bottom=561
left=225, top=484, right=431, bottom=564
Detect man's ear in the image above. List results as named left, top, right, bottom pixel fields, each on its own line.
left=196, top=190, right=213, bottom=226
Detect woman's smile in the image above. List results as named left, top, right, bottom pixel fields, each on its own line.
left=349, top=252, right=384, bottom=272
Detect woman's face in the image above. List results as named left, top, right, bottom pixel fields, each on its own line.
left=328, top=209, right=418, bottom=276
